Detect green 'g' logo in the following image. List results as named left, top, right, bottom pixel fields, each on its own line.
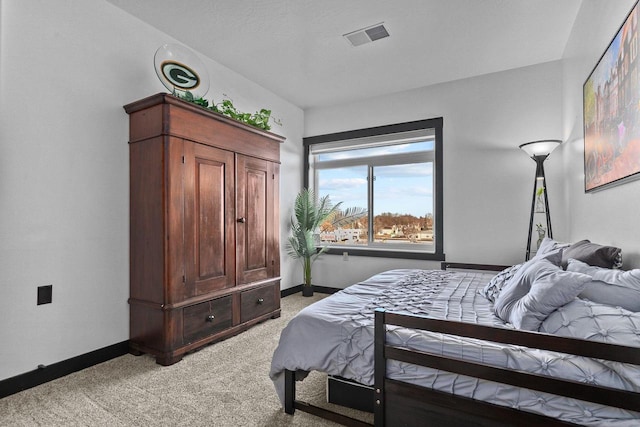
left=161, top=61, right=200, bottom=90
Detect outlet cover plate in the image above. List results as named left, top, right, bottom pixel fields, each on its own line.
left=37, top=285, right=52, bottom=305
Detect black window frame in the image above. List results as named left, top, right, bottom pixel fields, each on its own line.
left=303, top=117, right=444, bottom=261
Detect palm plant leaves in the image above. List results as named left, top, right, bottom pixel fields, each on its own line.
left=285, top=229, right=315, bottom=259
left=293, top=189, right=339, bottom=233
left=286, top=188, right=341, bottom=260
left=286, top=188, right=367, bottom=286
left=330, top=206, right=368, bottom=228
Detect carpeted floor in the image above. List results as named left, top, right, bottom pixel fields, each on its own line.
left=0, top=293, right=373, bottom=426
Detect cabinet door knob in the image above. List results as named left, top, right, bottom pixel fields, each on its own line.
left=237, top=217, right=246, bottom=223
left=206, top=314, right=215, bottom=322
left=257, top=298, right=264, bottom=305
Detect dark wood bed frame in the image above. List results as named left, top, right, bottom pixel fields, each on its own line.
left=284, top=262, right=640, bottom=426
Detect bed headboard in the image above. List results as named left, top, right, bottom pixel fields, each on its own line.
left=440, top=262, right=509, bottom=272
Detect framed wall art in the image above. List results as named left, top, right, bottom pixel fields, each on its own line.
left=583, top=0, right=640, bottom=192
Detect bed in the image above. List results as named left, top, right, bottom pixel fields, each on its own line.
left=270, top=239, right=640, bottom=426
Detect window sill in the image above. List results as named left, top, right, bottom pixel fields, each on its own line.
left=322, top=246, right=445, bottom=261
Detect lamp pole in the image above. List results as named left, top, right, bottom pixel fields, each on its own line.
left=519, top=140, right=561, bottom=261
left=525, top=155, right=553, bottom=261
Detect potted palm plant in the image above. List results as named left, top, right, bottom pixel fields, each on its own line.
left=285, top=188, right=366, bottom=296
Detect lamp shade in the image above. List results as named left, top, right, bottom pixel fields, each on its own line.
left=519, top=139, right=562, bottom=158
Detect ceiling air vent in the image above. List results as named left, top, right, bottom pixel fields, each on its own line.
left=343, top=23, right=390, bottom=47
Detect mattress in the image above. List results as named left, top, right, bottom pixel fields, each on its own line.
left=270, top=268, right=640, bottom=426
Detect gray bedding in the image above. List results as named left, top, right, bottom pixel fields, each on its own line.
left=270, top=268, right=640, bottom=425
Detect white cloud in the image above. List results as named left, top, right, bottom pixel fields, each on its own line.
left=319, top=177, right=367, bottom=190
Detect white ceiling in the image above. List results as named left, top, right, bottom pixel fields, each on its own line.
left=107, top=0, right=583, bottom=110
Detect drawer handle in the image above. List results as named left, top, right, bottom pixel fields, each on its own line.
left=237, top=217, right=246, bottom=223
left=257, top=298, right=264, bottom=305
left=206, top=314, right=215, bottom=322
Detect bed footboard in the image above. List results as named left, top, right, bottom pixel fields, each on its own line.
left=374, top=309, right=640, bottom=427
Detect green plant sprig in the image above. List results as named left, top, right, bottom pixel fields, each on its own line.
left=174, top=90, right=281, bottom=131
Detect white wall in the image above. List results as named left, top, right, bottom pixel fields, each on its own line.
left=305, top=61, right=564, bottom=287
left=0, top=0, right=303, bottom=381
left=560, top=0, right=640, bottom=269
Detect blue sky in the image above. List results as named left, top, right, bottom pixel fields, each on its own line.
left=589, top=20, right=623, bottom=89
left=317, top=141, right=434, bottom=217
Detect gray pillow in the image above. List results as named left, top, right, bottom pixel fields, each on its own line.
left=578, top=282, right=640, bottom=312
left=567, top=258, right=640, bottom=290
left=479, top=263, right=523, bottom=303
left=494, top=258, right=591, bottom=330
left=536, top=237, right=569, bottom=261
left=567, top=258, right=640, bottom=311
left=479, top=246, right=564, bottom=303
left=561, top=240, right=622, bottom=269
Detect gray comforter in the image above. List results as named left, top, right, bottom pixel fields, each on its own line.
left=270, top=268, right=640, bottom=425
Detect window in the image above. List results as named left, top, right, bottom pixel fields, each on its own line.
left=303, top=118, right=444, bottom=260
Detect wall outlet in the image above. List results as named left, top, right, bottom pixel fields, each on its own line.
left=37, top=285, right=52, bottom=305
left=342, top=252, right=349, bottom=261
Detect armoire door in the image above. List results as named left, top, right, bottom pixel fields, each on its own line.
left=236, top=154, right=277, bottom=284
left=183, top=141, right=236, bottom=296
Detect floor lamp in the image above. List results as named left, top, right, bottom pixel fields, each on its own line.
left=519, top=139, right=561, bottom=261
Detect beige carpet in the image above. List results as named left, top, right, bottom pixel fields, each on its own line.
left=0, top=294, right=373, bottom=426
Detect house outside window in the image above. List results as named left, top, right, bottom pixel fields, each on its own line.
left=303, top=118, right=444, bottom=260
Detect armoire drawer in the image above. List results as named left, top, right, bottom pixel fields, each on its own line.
left=183, top=296, right=233, bottom=343
left=240, top=284, right=278, bottom=323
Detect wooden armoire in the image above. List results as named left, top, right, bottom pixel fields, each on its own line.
left=124, top=93, right=284, bottom=365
